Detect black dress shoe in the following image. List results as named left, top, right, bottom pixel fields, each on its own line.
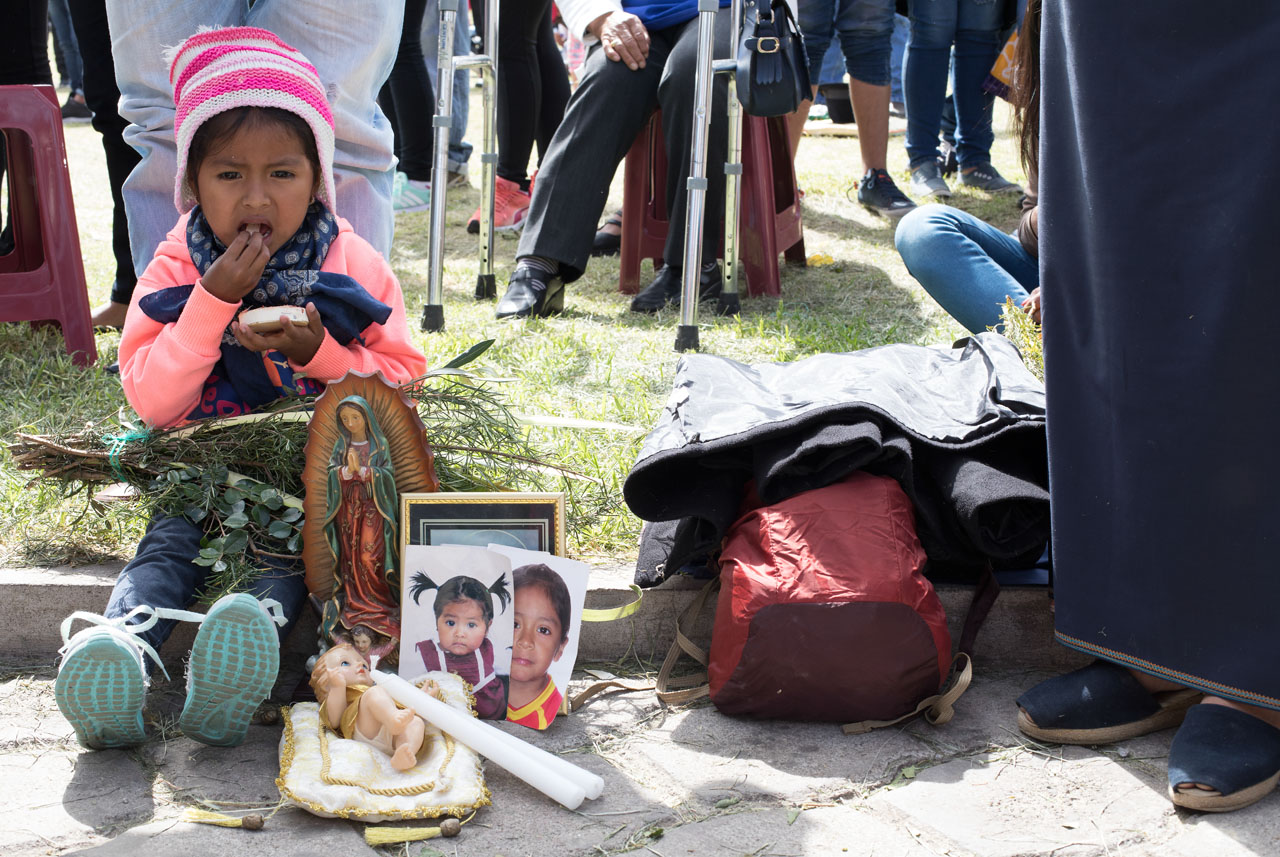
left=629, top=262, right=723, bottom=313
left=496, top=266, right=565, bottom=319
left=591, top=211, right=623, bottom=257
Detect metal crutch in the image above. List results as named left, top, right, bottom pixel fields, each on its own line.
left=674, top=0, right=745, bottom=352
left=421, top=0, right=499, bottom=332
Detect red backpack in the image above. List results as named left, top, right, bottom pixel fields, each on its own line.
left=659, top=472, right=980, bottom=731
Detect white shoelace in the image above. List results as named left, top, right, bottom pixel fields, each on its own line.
left=59, top=597, right=287, bottom=681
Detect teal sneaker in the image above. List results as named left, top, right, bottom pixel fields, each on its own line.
left=392, top=171, right=432, bottom=213
left=179, top=594, right=285, bottom=747
left=55, top=625, right=149, bottom=750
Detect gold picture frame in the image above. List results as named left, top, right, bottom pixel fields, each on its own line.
left=400, top=492, right=567, bottom=557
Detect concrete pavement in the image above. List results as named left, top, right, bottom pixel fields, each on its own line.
left=2, top=562, right=1277, bottom=856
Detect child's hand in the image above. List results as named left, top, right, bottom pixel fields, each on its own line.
left=202, top=230, right=270, bottom=303
left=232, top=302, right=325, bottom=365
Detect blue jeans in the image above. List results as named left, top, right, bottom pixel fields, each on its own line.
left=105, top=515, right=308, bottom=657
left=890, top=12, right=908, bottom=104
left=798, top=0, right=896, bottom=87
left=104, top=0, right=404, bottom=276
left=422, top=0, right=473, bottom=172
left=904, top=0, right=1003, bottom=168
left=894, top=203, right=1037, bottom=333
left=48, top=0, right=83, bottom=93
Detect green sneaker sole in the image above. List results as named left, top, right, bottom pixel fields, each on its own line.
left=179, top=594, right=279, bottom=747
left=55, top=635, right=146, bottom=750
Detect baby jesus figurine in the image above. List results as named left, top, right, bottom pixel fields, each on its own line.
left=309, top=644, right=441, bottom=771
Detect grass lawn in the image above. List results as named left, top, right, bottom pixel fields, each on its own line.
left=0, top=86, right=1026, bottom=569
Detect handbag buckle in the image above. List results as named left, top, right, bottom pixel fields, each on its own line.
left=755, top=36, right=780, bottom=54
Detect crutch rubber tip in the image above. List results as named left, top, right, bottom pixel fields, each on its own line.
left=674, top=325, right=700, bottom=353
left=421, top=304, right=446, bottom=333
left=474, top=273, right=497, bottom=301
left=715, top=294, right=741, bottom=317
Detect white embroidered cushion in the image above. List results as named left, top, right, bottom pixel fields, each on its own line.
left=277, top=671, right=490, bottom=821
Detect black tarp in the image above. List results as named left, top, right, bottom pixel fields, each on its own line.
left=1042, top=2, right=1280, bottom=707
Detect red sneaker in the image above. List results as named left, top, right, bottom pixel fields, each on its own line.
left=467, top=175, right=531, bottom=234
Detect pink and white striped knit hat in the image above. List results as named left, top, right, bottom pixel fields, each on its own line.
left=168, top=26, right=336, bottom=215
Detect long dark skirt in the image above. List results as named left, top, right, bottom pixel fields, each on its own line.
left=1041, top=3, right=1280, bottom=709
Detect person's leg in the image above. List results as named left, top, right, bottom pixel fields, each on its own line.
left=68, top=0, right=139, bottom=326
left=657, top=10, right=733, bottom=272
left=251, top=0, right=403, bottom=258
left=893, top=203, right=1036, bottom=332
left=496, top=0, right=553, bottom=186
left=903, top=0, right=958, bottom=169
left=514, top=38, right=669, bottom=282
left=48, top=0, right=84, bottom=97
left=384, top=0, right=435, bottom=182
left=0, top=0, right=53, bottom=85
left=889, top=12, right=908, bottom=111
left=839, top=0, right=896, bottom=171
left=103, top=515, right=212, bottom=654
left=789, top=0, right=836, bottom=162
left=47, top=0, right=84, bottom=95
left=950, top=0, right=1003, bottom=168
left=533, top=5, right=570, bottom=167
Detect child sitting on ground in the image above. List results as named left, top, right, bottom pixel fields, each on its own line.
left=54, top=27, right=427, bottom=752
left=411, top=573, right=511, bottom=720
left=507, top=564, right=571, bottom=730
left=310, top=644, right=438, bottom=771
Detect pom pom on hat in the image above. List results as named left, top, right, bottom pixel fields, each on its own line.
left=168, top=27, right=336, bottom=215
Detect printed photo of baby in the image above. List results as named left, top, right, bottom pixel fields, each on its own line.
left=398, top=545, right=514, bottom=720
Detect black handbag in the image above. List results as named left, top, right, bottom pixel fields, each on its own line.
left=735, top=0, right=811, bottom=117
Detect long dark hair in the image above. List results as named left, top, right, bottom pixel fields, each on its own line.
left=1010, top=0, right=1042, bottom=177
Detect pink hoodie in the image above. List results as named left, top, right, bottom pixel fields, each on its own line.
left=119, top=213, right=427, bottom=429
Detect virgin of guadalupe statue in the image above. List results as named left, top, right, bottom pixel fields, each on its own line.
left=302, top=371, right=440, bottom=668
left=322, top=395, right=400, bottom=651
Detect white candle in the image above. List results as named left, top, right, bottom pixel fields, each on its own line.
left=480, top=711, right=606, bottom=799
left=371, top=670, right=591, bottom=809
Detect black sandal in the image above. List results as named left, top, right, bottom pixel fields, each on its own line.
left=591, top=210, right=623, bottom=257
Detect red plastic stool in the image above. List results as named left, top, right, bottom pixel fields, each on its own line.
left=618, top=110, right=805, bottom=297
left=0, top=84, right=96, bottom=366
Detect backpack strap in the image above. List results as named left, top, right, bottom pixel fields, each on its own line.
left=655, top=577, right=720, bottom=705
left=957, top=563, right=1000, bottom=656
left=841, top=652, right=973, bottom=734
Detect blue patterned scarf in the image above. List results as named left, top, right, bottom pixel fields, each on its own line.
left=138, top=203, right=392, bottom=421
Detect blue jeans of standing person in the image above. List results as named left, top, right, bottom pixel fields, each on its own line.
left=105, top=515, right=309, bottom=660
left=48, top=0, right=84, bottom=94
left=422, top=0, right=473, bottom=174
left=904, top=0, right=1004, bottom=169
left=798, top=0, right=897, bottom=88
left=104, top=0, right=404, bottom=275
left=894, top=203, right=1037, bottom=333
left=890, top=13, right=908, bottom=105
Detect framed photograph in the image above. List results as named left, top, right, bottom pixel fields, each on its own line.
left=401, top=492, right=566, bottom=556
